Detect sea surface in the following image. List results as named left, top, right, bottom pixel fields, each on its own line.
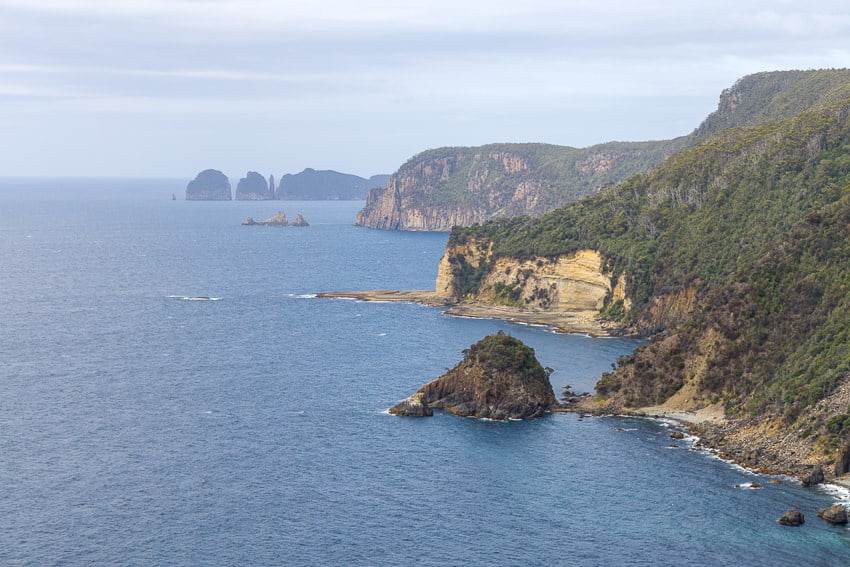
left=1, top=178, right=849, bottom=566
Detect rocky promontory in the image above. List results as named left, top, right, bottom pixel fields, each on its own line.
left=389, top=331, right=557, bottom=420
left=186, top=169, right=232, bottom=200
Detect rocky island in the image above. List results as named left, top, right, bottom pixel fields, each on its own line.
left=235, top=171, right=274, bottom=200
left=186, top=169, right=232, bottom=200
left=389, top=332, right=557, bottom=420
left=242, top=211, right=309, bottom=226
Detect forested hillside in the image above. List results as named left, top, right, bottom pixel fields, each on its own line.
left=357, top=69, right=850, bottom=231
left=443, top=70, right=850, bottom=474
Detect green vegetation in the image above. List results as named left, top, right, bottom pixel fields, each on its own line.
left=447, top=70, right=850, bottom=431
left=461, top=330, right=546, bottom=378
left=397, top=140, right=681, bottom=216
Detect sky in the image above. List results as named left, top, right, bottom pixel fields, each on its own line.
left=2, top=1, right=850, bottom=180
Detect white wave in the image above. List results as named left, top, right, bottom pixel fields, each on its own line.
left=377, top=332, right=387, bottom=336
left=167, top=295, right=222, bottom=301
left=734, top=482, right=764, bottom=490
left=820, top=482, right=850, bottom=504
left=283, top=293, right=317, bottom=299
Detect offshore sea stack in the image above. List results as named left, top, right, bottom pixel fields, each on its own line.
left=389, top=331, right=557, bottom=420
left=235, top=171, right=274, bottom=200
left=186, top=169, right=232, bottom=200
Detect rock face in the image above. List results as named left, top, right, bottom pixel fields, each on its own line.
left=432, top=237, right=629, bottom=326
left=354, top=143, right=681, bottom=231
left=778, top=509, right=805, bottom=526
left=389, top=331, right=557, bottom=420
left=236, top=171, right=273, bottom=200
left=834, top=445, right=850, bottom=476
left=186, top=169, right=231, bottom=200
left=818, top=504, right=848, bottom=524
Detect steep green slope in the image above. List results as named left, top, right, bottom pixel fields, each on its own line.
left=446, top=90, right=850, bottom=471
left=358, top=69, right=850, bottom=231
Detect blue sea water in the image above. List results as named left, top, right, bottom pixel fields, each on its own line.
left=1, top=178, right=849, bottom=566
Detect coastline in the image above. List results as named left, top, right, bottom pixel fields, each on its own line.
left=316, top=289, right=621, bottom=336
left=319, top=288, right=849, bottom=494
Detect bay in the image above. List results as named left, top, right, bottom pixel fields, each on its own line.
left=1, top=179, right=848, bottom=565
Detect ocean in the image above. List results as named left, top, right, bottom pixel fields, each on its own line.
left=1, top=178, right=849, bottom=565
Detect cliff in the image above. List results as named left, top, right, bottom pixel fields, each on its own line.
left=356, top=70, right=850, bottom=232
left=389, top=331, right=557, bottom=420
left=438, top=69, right=850, bottom=479
left=277, top=168, right=389, bottom=200
left=186, top=169, right=231, bottom=200
left=355, top=141, right=678, bottom=231
left=235, top=171, right=273, bottom=200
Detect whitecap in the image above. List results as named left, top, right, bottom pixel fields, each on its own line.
left=377, top=332, right=387, bottom=336
left=820, top=482, right=850, bottom=504
left=283, top=293, right=317, bottom=299
left=734, top=482, right=764, bottom=490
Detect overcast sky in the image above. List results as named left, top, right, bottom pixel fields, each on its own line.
left=2, top=1, right=850, bottom=179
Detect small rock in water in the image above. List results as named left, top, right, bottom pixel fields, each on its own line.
left=669, top=431, right=685, bottom=440
left=817, top=504, right=848, bottom=524
left=778, top=509, right=805, bottom=526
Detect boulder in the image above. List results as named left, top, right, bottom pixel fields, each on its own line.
left=670, top=431, right=685, bottom=439
left=801, top=464, right=824, bottom=487
left=389, top=331, right=557, bottom=420
left=817, top=504, right=848, bottom=524
left=242, top=217, right=258, bottom=225
left=777, top=509, right=805, bottom=526
left=186, top=169, right=231, bottom=200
